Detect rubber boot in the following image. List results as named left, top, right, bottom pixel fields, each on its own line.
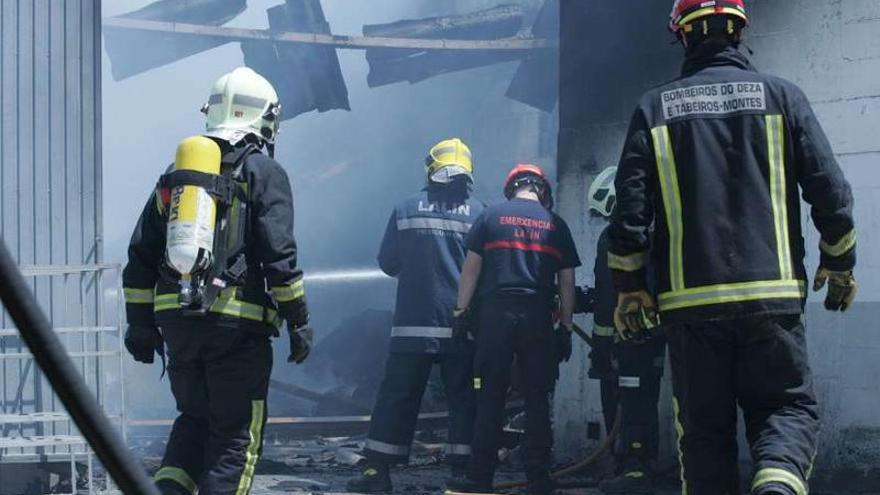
left=598, top=459, right=654, bottom=495
left=346, top=463, right=393, bottom=493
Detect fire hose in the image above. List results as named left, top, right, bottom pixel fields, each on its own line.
left=495, top=322, right=619, bottom=491
left=0, top=241, right=159, bottom=495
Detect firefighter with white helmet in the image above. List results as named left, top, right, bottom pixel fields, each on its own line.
left=580, top=167, right=667, bottom=494
left=123, top=67, right=311, bottom=495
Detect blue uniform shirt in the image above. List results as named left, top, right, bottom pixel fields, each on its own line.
left=466, top=198, right=581, bottom=300
left=378, top=184, right=485, bottom=354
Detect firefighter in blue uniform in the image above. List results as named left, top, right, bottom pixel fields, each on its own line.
left=581, top=167, right=665, bottom=495
left=610, top=2, right=857, bottom=494
left=347, top=138, right=485, bottom=493
left=122, top=68, right=312, bottom=495
left=447, top=164, right=581, bottom=495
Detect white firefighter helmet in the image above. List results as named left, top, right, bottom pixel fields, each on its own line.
left=202, top=67, right=281, bottom=145
left=588, top=167, right=617, bottom=217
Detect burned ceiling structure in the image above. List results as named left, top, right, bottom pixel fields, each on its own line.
left=102, top=0, right=558, bottom=118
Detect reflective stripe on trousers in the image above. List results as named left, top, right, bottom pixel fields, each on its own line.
left=235, top=400, right=266, bottom=495
left=445, top=443, right=472, bottom=456
left=391, top=326, right=453, bottom=339
left=752, top=467, right=808, bottom=495
left=154, top=466, right=197, bottom=494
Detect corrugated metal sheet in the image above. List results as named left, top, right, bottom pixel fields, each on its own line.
left=0, top=0, right=102, bottom=268
left=0, top=0, right=103, bottom=447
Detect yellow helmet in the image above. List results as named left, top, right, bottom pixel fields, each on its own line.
left=425, top=138, right=474, bottom=184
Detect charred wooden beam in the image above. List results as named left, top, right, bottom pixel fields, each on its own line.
left=241, top=0, right=350, bottom=120
left=102, top=17, right=554, bottom=51
left=362, top=4, right=530, bottom=87
left=127, top=401, right=525, bottom=439
left=269, top=379, right=367, bottom=414
left=103, top=0, right=246, bottom=81
left=506, top=0, right=560, bottom=112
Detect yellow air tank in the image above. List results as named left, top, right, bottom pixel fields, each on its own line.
left=166, top=136, right=222, bottom=279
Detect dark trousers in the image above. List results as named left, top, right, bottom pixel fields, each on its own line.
left=667, top=315, right=819, bottom=495
left=590, top=334, right=666, bottom=471
left=154, top=322, right=272, bottom=495
left=467, top=294, right=557, bottom=486
left=614, top=335, right=666, bottom=469
left=589, top=334, right=619, bottom=436
left=366, top=351, right=476, bottom=467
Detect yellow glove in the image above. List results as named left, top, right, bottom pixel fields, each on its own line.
left=813, top=267, right=857, bottom=312
left=614, top=290, right=660, bottom=341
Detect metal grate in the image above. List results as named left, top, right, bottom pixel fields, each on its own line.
left=0, top=265, right=126, bottom=495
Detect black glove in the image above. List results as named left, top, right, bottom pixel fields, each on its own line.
left=452, top=307, right=473, bottom=341
left=574, top=286, right=597, bottom=314
left=555, top=324, right=573, bottom=363
left=287, top=324, right=313, bottom=364
left=588, top=334, right=615, bottom=380
left=125, top=324, right=163, bottom=364
left=814, top=267, right=857, bottom=312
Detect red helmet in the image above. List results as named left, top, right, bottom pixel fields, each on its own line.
left=504, top=163, right=553, bottom=208
left=669, top=0, right=748, bottom=33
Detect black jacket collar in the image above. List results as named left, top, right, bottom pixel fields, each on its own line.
left=681, top=44, right=755, bottom=78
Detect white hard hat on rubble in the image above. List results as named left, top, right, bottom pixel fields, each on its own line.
left=588, top=167, right=617, bottom=218
left=202, top=67, right=281, bottom=145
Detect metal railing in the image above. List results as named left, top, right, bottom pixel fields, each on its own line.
left=0, top=264, right=127, bottom=495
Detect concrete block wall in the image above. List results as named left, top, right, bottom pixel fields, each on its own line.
left=554, top=0, right=880, bottom=483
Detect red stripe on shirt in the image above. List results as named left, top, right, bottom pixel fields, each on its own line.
left=483, top=240, right=563, bottom=260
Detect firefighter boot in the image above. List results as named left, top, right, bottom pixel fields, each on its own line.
left=599, top=459, right=654, bottom=495
left=346, top=463, right=392, bottom=493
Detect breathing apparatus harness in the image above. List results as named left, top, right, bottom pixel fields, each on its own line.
left=157, top=143, right=259, bottom=314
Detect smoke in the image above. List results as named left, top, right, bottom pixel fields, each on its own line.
left=103, top=0, right=553, bottom=419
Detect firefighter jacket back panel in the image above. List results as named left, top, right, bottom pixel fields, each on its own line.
left=610, top=46, right=855, bottom=323
left=378, top=184, right=485, bottom=354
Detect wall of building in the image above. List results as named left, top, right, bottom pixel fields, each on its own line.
left=0, top=0, right=103, bottom=438
left=555, top=0, right=880, bottom=484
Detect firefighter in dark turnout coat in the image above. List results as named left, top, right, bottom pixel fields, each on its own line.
left=584, top=167, right=666, bottom=495
left=123, top=68, right=312, bottom=495
left=347, top=139, right=484, bottom=493
left=609, top=3, right=857, bottom=495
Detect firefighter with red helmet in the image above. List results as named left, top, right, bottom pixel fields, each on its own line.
left=610, top=2, right=857, bottom=494
left=446, top=164, right=581, bottom=495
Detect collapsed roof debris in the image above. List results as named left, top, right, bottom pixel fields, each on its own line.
left=104, top=0, right=247, bottom=80
left=362, top=5, right=528, bottom=87
left=242, top=0, right=351, bottom=120
left=506, top=0, right=560, bottom=112
left=103, top=0, right=560, bottom=118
